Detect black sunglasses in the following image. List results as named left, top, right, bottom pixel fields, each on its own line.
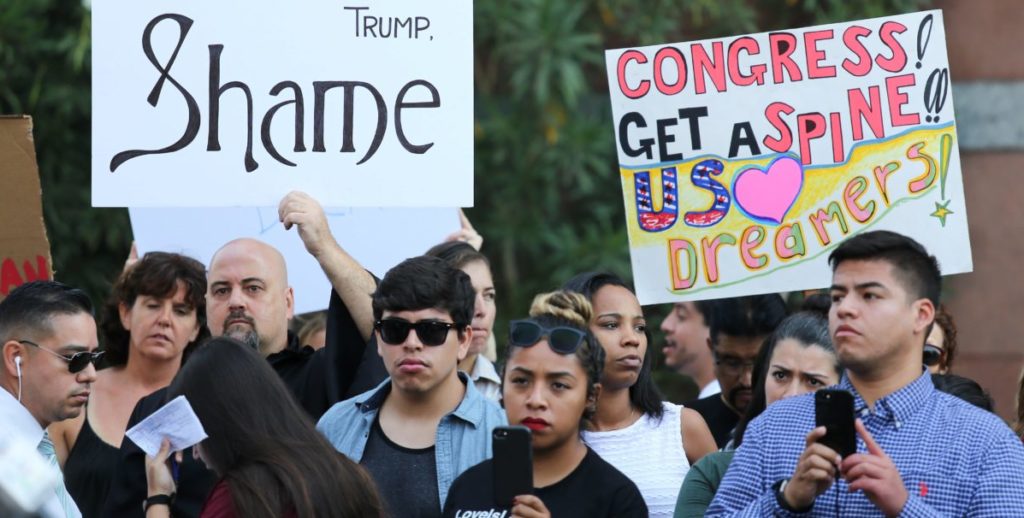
left=508, top=320, right=586, bottom=354
left=18, top=340, right=104, bottom=374
left=374, top=319, right=460, bottom=346
left=923, top=343, right=944, bottom=367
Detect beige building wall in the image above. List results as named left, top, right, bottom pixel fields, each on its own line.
left=936, top=0, right=1024, bottom=422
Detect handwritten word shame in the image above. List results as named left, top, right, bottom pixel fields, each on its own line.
left=110, top=14, right=440, bottom=174
left=1, top=256, right=50, bottom=296
left=345, top=6, right=431, bottom=40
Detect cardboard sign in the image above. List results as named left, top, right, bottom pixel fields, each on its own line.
left=92, top=0, right=473, bottom=208
left=0, top=116, right=53, bottom=299
left=130, top=206, right=459, bottom=314
left=605, top=10, right=970, bottom=304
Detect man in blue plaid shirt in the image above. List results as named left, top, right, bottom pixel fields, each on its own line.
left=708, top=231, right=1024, bottom=517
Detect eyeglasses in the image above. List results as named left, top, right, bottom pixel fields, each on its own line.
left=508, top=320, right=586, bottom=354
left=923, top=343, right=944, bottom=367
left=715, top=356, right=756, bottom=376
left=374, top=319, right=459, bottom=346
left=18, top=340, right=104, bottom=374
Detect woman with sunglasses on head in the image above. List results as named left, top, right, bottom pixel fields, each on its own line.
left=443, top=291, right=648, bottom=517
left=426, top=240, right=501, bottom=401
left=674, top=312, right=841, bottom=517
left=48, top=252, right=210, bottom=518
left=145, top=337, right=384, bottom=518
left=562, top=272, right=716, bottom=517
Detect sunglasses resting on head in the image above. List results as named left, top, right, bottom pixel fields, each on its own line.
left=508, top=320, right=586, bottom=354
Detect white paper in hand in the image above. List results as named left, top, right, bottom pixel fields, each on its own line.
left=125, top=395, right=208, bottom=457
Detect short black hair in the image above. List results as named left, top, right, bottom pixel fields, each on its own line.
left=372, top=256, right=474, bottom=330
left=704, top=294, right=787, bottom=347
left=0, top=281, right=94, bottom=341
left=932, top=374, right=994, bottom=412
left=828, top=230, right=941, bottom=307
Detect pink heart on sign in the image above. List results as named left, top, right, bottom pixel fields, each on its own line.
left=733, top=156, right=803, bottom=224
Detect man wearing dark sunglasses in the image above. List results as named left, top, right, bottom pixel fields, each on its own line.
left=0, top=281, right=99, bottom=518
left=318, top=256, right=507, bottom=518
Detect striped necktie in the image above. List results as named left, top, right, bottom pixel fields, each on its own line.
left=36, top=431, right=82, bottom=518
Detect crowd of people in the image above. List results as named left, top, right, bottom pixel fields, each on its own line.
left=3, top=192, right=1024, bottom=517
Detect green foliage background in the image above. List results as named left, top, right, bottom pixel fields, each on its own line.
left=1, top=0, right=928, bottom=395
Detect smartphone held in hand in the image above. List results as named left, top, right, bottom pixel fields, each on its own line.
left=492, top=426, right=533, bottom=507
left=814, top=389, right=856, bottom=458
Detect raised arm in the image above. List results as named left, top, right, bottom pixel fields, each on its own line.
left=278, top=191, right=376, bottom=341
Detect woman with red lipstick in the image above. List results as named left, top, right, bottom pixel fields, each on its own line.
left=48, top=252, right=210, bottom=518
left=564, top=272, right=716, bottom=517
left=442, top=291, right=648, bottom=517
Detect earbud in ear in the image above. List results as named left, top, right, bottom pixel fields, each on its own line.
left=14, top=355, right=21, bottom=378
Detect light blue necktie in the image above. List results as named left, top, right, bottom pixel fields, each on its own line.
left=36, top=431, right=82, bottom=518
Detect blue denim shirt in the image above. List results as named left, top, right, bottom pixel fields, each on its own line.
left=316, top=371, right=507, bottom=508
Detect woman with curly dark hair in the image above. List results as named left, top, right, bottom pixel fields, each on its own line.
left=49, top=252, right=209, bottom=517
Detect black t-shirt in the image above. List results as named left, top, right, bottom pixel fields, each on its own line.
left=685, top=394, right=739, bottom=449
left=362, top=417, right=441, bottom=518
left=442, top=447, right=647, bottom=518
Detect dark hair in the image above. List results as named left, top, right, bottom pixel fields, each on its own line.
left=705, top=294, right=788, bottom=347
left=0, top=281, right=93, bottom=342
left=932, top=374, right=993, bottom=412
left=733, top=312, right=838, bottom=447
left=372, top=256, right=475, bottom=333
left=932, top=304, right=958, bottom=372
left=100, top=252, right=209, bottom=367
left=1016, top=370, right=1024, bottom=440
left=800, top=293, right=831, bottom=318
left=167, top=337, right=384, bottom=518
left=425, top=241, right=490, bottom=270
left=562, top=272, right=665, bottom=421
left=828, top=231, right=941, bottom=308
left=501, top=291, right=605, bottom=425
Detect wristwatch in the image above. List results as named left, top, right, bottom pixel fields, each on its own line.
left=143, top=493, right=174, bottom=513
left=773, top=479, right=812, bottom=513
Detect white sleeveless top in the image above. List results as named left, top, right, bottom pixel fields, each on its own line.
left=582, top=402, right=689, bottom=517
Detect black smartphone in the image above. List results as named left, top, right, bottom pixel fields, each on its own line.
left=814, top=389, right=857, bottom=458
left=492, top=426, right=533, bottom=507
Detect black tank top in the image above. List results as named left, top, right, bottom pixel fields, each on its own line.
left=64, top=413, right=121, bottom=518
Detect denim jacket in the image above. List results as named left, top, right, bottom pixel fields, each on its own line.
left=316, top=371, right=507, bottom=508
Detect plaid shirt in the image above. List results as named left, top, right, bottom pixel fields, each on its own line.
left=707, top=371, right=1024, bottom=517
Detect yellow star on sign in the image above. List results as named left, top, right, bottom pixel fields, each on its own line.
left=931, top=200, right=953, bottom=227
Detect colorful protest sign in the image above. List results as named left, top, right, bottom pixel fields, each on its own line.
left=605, top=10, right=969, bottom=304
left=130, top=206, right=458, bottom=314
left=0, top=116, right=53, bottom=299
left=92, top=0, right=473, bottom=208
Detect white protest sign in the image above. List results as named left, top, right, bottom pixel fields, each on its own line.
left=130, top=206, right=459, bottom=314
left=93, top=0, right=473, bottom=208
left=605, top=10, right=969, bottom=304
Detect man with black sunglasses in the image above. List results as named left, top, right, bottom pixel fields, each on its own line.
left=318, top=256, right=507, bottom=518
left=0, top=281, right=100, bottom=518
